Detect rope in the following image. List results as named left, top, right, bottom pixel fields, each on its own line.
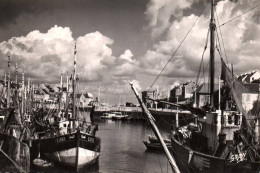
left=156, top=151, right=164, bottom=173
left=147, top=5, right=208, bottom=92
left=214, top=6, right=229, bottom=66
left=196, top=27, right=210, bottom=86
left=167, top=157, right=168, bottom=173
left=219, top=2, right=260, bottom=27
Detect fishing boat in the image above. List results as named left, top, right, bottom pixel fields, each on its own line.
left=167, top=1, right=260, bottom=172
left=100, top=112, right=116, bottom=119
left=148, top=135, right=171, bottom=143
left=143, top=135, right=172, bottom=150
left=111, top=112, right=128, bottom=120
left=0, top=109, right=30, bottom=173
left=143, top=140, right=172, bottom=150
left=0, top=59, right=30, bottom=173
left=30, top=43, right=101, bottom=171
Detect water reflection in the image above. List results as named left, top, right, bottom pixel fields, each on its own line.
left=95, top=117, right=170, bottom=173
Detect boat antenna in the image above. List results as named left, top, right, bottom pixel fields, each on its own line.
left=209, top=0, right=216, bottom=108
left=72, top=42, right=77, bottom=131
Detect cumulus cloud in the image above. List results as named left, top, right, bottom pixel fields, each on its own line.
left=140, top=13, right=209, bottom=79
left=142, top=0, right=260, bottom=89
left=145, top=0, right=192, bottom=37
left=111, top=49, right=138, bottom=77
left=0, top=25, right=138, bottom=99
left=119, top=49, right=134, bottom=63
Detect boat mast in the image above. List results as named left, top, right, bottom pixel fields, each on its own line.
left=4, top=73, right=6, bottom=99
left=72, top=42, right=77, bottom=131
left=15, top=63, right=18, bottom=90
left=59, top=72, right=63, bottom=112
left=14, top=62, right=19, bottom=113
left=15, top=62, right=19, bottom=108
left=60, top=72, right=63, bottom=90
left=65, top=72, right=69, bottom=119
left=130, top=83, right=180, bottom=173
left=98, top=84, right=101, bottom=104
left=27, top=78, right=30, bottom=114
left=21, top=69, right=24, bottom=115
left=7, top=56, right=10, bottom=108
left=209, top=0, right=216, bottom=108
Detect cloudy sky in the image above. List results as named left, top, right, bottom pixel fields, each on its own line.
left=0, top=0, right=259, bottom=104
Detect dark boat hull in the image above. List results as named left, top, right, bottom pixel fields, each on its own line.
left=0, top=133, right=30, bottom=172
left=171, top=137, right=260, bottom=173
left=32, top=131, right=100, bottom=170
left=149, top=109, right=193, bottom=131
left=143, top=141, right=172, bottom=150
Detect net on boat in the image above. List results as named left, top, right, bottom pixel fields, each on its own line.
left=220, top=59, right=259, bottom=129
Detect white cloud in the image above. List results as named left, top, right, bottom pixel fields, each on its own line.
left=75, top=31, right=115, bottom=81
left=145, top=0, right=192, bottom=37
left=141, top=0, right=260, bottom=89
left=0, top=25, right=139, bottom=98
left=119, top=49, right=134, bottom=63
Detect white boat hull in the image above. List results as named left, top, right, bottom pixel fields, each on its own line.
left=44, top=147, right=99, bottom=168
left=32, top=130, right=101, bottom=170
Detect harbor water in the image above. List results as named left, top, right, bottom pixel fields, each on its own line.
left=32, top=110, right=171, bottom=173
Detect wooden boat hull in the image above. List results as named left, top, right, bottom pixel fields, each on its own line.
left=0, top=133, right=30, bottom=173
left=143, top=141, right=172, bottom=150
left=32, top=131, right=100, bottom=170
left=44, top=147, right=99, bottom=168
left=171, top=137, right=260, bottom=173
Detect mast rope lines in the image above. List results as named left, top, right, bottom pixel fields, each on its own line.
left=196, top=27, right=210, bottom=86
left=215, top=2, right=260, bottom=123
left=219, top=2, right=260, bottom=27
left=215, top=1, right=260, bottom=78
left=147, top=4, right=208, bottom=92
left=214, top=6, right=229, bottom=66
